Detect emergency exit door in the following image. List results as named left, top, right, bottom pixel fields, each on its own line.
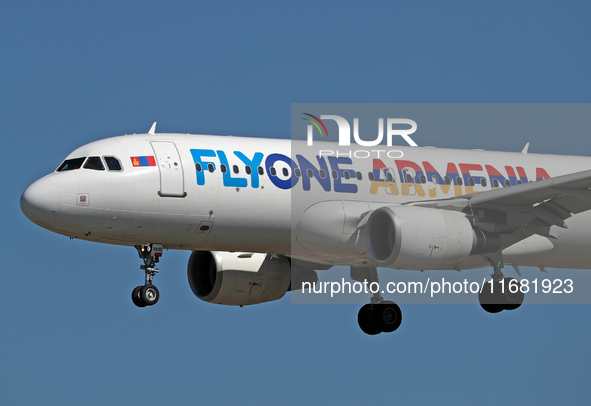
left=151, top=141, right=186, bottom=197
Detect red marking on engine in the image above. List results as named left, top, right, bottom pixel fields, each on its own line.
left=248, top=281, right=260, bottom=295
left=429, top=245, right=440, bottom=258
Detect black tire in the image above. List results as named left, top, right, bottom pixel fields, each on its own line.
left=480, top=303, right=504, bottom=313
left=374, top=303, right=402, bottom=333
left=132, top=286, right=147, bottom=308
left=140, top=284, right=160, bottom=306
left=502, top=277, right=524, bottom=311
left=478, top=280, right=504, bottom=314
left=358, top=304, right=382, bottom=335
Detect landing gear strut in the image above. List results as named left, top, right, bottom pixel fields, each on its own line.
left=352, top=267, right=402, bottom=335
left=479, top=252, right=524, bottom=313
left=132, top=244, right=163, bottom=307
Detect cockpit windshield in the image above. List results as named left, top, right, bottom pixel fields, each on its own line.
left=57, top=157, right=86, bottom=172
left=104, top=156, right=122, bottom=171
left=56, top=155, right=123, bottom=172
left=84, top=156, right=105, bottom=171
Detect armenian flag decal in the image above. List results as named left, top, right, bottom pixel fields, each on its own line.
left=131, top=156, right=156, bottom=167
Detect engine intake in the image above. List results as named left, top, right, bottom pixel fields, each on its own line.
left=187, top=251, right=291, bottom=306
left=365, top=205, right=492, bottom=269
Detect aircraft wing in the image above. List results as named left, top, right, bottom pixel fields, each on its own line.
left=408, top=168, right=591, bottom=242
left=462, top=168, right=591, bottom=211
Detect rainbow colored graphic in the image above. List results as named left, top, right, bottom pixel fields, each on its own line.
left=303, top=113, right=328, bottom=138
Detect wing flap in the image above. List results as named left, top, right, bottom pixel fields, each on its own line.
left=549, top=194, right=591, bottom=215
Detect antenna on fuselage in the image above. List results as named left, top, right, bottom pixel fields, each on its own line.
left=521, top=142, right=530, bottom=154
left=148, top=122, right=157, bottom=135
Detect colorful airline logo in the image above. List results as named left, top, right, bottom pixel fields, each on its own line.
left=190, top=148, right=551, bottom=198
left=131, top=156, right=156, bottom=167
left=302, top=113, right=329, bottom=138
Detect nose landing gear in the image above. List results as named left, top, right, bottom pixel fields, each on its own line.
left=132, top=244, right=163, bottom=307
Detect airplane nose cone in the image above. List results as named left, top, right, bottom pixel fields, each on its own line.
left=21, top=178, right=60, bottom=228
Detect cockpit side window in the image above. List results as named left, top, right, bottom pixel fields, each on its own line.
left=84, top=156, right=105, bottom=171
left=57, top=157, right=86, bottom=172
left=104, top=156, right=123, bottom=171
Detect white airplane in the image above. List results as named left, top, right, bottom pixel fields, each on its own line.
left=20, top=123, right=591, bottom=335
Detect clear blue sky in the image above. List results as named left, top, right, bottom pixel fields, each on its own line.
left=2, top=1, right=591, bottom=404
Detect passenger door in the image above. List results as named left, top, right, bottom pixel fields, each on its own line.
left=151, top=141, right=186, bottom=197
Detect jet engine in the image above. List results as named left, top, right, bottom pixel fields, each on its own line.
left=187, top=251, right=291, bottom=306
left=365, top=205, right=500, bottom=269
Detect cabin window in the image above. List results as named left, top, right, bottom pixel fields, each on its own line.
left=57, top=157, right=86, bottom=172
left=493, top=179, right=499, bottom=188
left=245, top=166, right=252, bottom=175
left=504, top=179, right=511, bottom=187
left=480, top=178, right=487, bottom=187
left=468, top=177, right=475, bottom=187
left=104, top=156, right=122, bottom=171
left=444, top=176, right=451, bottom=185
left=368, top=172, right=375, bottom=181
left=332, top=170, right=338, bottom=179
left=84, top=156, right=105, bottom=171
left=419, top=174, right=426, bottom=184
left=258, top=166, right=264, bottom=175
left=516, top=180, right=522, bottom=185
left=356, top=172, right=362, bottom=181
left=294, top=168, right=301, bottom=177
left=306, top=168, right=314, bottom=178
left=208, top=163, right=215, bottom=172
left=220, top=164, right=227, bottom=174
left=405, top=173, right=413, bottom=183
left=387, top=172, right=394, bottom=182
left=319, top=169, right=327, bottom=179
left=456, top=177, right=463, bottom=186
left=282, top=167, right=289, bottom=177
left=233, top=165, right=239, bottom=174
left=195, top=163, right=202, bottom=172
left=431, top=176, right=439, bottom=185
left=270, top=167, right=277, bottom=176
left=344, top=171, right=351, bottom=180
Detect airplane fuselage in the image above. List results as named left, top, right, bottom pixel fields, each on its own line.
left=20, top=132, right=591, bottom=271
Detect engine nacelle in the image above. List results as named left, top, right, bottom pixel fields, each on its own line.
left=366, top=205, right=479, bottom=269
left=187, top=251, right=291, bottom=306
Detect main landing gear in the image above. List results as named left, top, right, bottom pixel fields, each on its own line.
left=132, top=244, right=163, bottom=307
left=352, top=267, right=403, bottom=335
left=478, top=252, right=524, bottom=313
left=358, top=301, right=403, bottom=336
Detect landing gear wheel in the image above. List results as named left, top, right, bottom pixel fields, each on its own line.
left=502, top=277, right=524, bottom=311
left=140, top=284, right=160, bottom=306
left=373, top=303, right=402, bottom=333
left=358, top=304, right=382, bottom=335
left=133, top=244, right=163, bottom=307
left=478, top=280, right=504, bottom=314
left=132, top=286, right=147, bottom=308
